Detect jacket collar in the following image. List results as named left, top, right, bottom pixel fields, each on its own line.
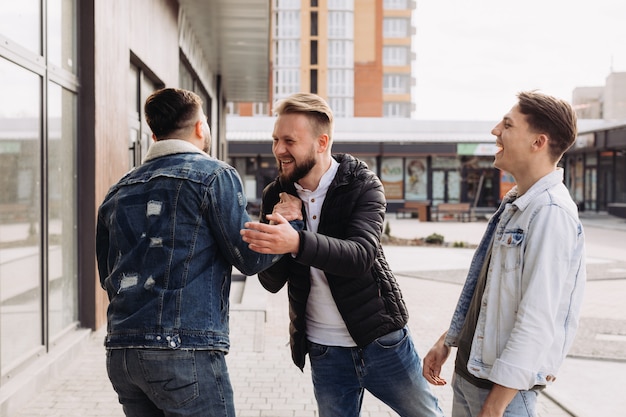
left=509, top=168, right=564, bottom=211
left=143, top=139, right=207, bottom=163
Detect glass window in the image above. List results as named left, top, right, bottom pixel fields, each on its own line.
left=383, top=0, right=409, bottom=9
left=383, top=102, right=411, bottom=118
left=0, top=57, right=43, bottom=373
left=328, top=0, right=353, bottom=10
left=47, top=0, right=76, bottom=73
left=0, top=0, right=41, bottom=54
left=380, top=157, right=404, bottom=200
left=405, top=158, right=428, bottom=200
left=383, top=17, right=410, bottom=38
left=274, top=10, right=300, bottom=38
left=383, top=46, right=410, bottom=66
left=328, top=69, right=353, bottom=97
left=328, top=40, right=353, bottom=67
left=328, top=10, right=353, bottom=38
left=47, top=82, right=77, bottom=338
left=383, top=74, right=410, bottom=94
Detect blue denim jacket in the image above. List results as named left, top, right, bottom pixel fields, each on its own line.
left=445, top=169, right=586, bottom=390
left=96, top=140, right=282, bottom=351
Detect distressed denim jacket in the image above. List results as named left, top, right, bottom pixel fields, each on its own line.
left=96, top=140, right=284, bottom=351
left=445, top=169, right=586, bottom=390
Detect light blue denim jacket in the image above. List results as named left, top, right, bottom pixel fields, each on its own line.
left=96, top=140, right=284, bottom=351
left=445, top=169, right=586, bottom=390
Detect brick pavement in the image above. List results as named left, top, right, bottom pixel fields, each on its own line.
left=16, top=212, right=626, bottom=416
left=14, top=257, right=574, bottom=416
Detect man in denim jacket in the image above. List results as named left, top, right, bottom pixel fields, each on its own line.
left=423, top=91, right=586, bottom=417
left=96, top=88, right=302, bottom=417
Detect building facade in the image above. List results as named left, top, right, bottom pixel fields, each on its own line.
left=232, top=0, right=416, bottom=118
left=227, top=116, right=504, bottom=216
left=228, top=116, right=626, bottom=219
left=563, top=121, right=626, bottom=217
left=0, top=0, right=271, bottom=413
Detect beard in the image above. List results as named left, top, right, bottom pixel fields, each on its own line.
left=278, top=152, right=317, bottom=184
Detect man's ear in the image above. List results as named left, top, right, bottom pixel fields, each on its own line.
left=151, top=133, right=158, bottom=142
left=533, top=133, right=549, bottom=151
left=317, top=134, right=330, bottom=153
left=194, top=120, right=204, bottom=138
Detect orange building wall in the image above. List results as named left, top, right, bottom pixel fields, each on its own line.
left=354, top=0, right=383, bottom=116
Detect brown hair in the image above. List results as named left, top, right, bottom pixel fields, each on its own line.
left=517, top=91, right=577, bottom=161
left=144, top=88, right=203, bottom=139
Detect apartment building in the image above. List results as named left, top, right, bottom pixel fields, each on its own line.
left=232, top=0, right=416, bottom=118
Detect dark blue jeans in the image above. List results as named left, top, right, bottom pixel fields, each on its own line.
left=106, top=348, right=234, bottom=417
left=308, top=327, right=444, bottom=417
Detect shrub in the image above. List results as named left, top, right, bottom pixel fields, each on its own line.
left=425, top=233, right=444, bottom=245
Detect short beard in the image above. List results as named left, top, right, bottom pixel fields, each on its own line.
left=279, top=155, right=316, bottom=184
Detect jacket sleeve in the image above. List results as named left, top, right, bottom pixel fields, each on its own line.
left=256, top=180, right=293, bottom=292
left=295, top=172, right=385, bottom=277
left=207, top=167, right=282, bottom=276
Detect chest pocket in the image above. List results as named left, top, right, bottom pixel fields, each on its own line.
left=498, top=228, right=524, bottom=271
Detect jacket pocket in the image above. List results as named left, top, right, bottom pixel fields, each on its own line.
left=498, top=228, right=524, bottom=271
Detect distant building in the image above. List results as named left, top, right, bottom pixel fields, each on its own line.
left=230, top=0, right=416, bottom=118
left=572, top=72, right=626, bottom=120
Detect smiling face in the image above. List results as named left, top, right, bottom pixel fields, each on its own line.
left=491, top=104, right=538, bottom=179
left=272, top=113, right=321, bottom=186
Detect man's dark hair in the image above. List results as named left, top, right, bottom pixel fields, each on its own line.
left=144, top=88, right=203, bottom=139
left=517, top=91, right=577, bottom=162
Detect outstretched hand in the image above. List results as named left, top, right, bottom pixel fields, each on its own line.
left=241, top=212, right=300, bottom=255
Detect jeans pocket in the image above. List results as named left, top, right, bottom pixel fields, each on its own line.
left=137, top=349, right=199, bottom=407
left=374, top=328, right=407, bottom=348
left=307, top=342, right=329, bottom=359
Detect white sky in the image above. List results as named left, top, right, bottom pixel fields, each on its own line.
left=412, top=0, right=626, bottom=120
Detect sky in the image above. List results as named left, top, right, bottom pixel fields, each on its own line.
left=412, top=0, right=626, bottom=120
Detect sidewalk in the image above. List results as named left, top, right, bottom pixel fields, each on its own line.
left=12, top=213, right=626, bottom=417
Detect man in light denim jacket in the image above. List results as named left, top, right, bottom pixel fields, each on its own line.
left=96, top=88, right=302, bottom=417
left=423, top=91, right=586, bottom=417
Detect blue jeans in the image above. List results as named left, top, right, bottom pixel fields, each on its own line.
left=451, top=373, right=538, bottom=417
left=106, top=348, right=235, bottom=417
left=308, top=327, right=444, bottom=417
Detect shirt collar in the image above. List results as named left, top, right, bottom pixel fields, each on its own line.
left=294, top=158, right=340, bottom=195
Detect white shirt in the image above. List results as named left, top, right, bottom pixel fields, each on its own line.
left=295, top=159, right=356, bottom=347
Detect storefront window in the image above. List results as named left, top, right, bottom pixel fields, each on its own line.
left=0, top=58, right=43, bottom=374
left=47, top=82, right=78, bottom=339
left=380, top=157, right=403, bottom=200
left=405, top=157, right=428, bottom=200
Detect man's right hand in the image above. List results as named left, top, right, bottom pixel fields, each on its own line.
left=422, top=331, right=451, bottom=386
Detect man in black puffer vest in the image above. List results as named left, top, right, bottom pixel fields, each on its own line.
left=240, top=93, right=443, bottom=417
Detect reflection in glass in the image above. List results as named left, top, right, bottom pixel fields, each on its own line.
left=47, top=0, right=76, bottom=73
left=0, top=57, right=43, bottom=373
left=47, top=82, right=77, bottom=339
left=0, top=0, right=41, bottom=54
